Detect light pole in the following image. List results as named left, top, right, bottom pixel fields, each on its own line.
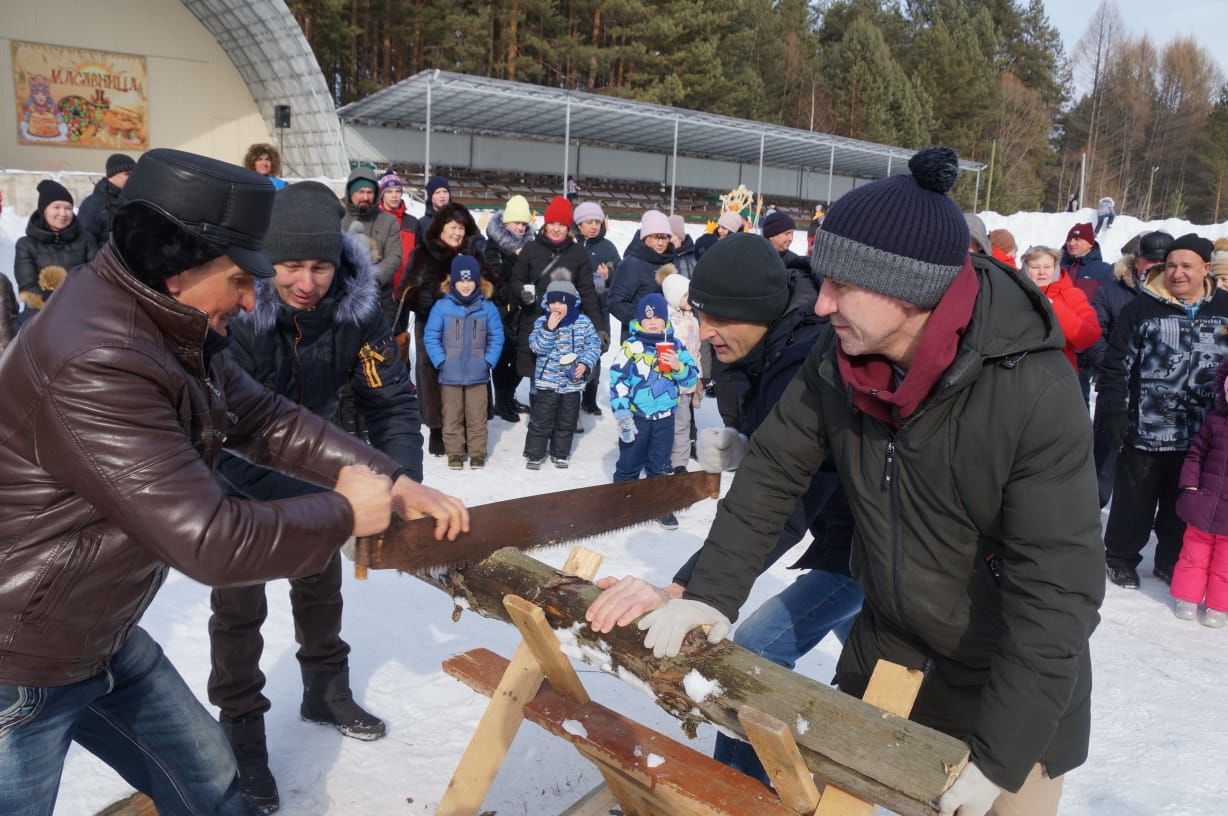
left=1144, top=165, right=1159, bottom=220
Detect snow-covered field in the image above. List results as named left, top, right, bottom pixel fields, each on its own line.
left=3, top=196, right=1227, bottom=815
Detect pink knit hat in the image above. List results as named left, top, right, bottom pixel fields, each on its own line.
left=640, top=209, right=672, bottom=238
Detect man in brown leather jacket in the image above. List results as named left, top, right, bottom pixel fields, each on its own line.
left=0, top=149, right=467, bottom=816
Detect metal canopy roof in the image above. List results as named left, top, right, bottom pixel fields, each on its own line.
left=338, top=70, right=983, bottom=180
left=184, top=0, right=348, bottom=177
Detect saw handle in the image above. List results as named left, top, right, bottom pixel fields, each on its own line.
left=354, top=536, right=372, bottom=581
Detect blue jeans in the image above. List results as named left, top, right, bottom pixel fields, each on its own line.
left=614, top=414, right=675, bottom=482
left=713, top=568, right=864, bottom=785
left=0, top=627, right=254, bottom=816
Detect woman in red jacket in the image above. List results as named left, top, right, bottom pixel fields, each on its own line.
left=1022, top=245, right=1101, bottom=371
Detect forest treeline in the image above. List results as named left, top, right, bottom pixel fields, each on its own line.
left=288, top=0, right=1228, bottom=221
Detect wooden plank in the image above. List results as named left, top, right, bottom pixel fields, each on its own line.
left=558, top=783, right=618, bottom=816
left=438, top=549, right=602, bottom=816
left=422, top=548, right=967, bottom=815
left=814, top=661, right=930, bottom=816
left=444, top=648, right=799, bottom=816
left=94, top=793, right=157, bottom=816
left=738, top=706, right=821, bottom=814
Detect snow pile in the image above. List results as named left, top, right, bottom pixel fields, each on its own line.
left=561, top=719, right=588, bottom=739
left=645, top=753, right=665, bottom=769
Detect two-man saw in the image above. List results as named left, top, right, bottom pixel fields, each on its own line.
left=354, top=470, right=720, bottom=575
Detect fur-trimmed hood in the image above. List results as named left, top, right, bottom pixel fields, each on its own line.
left=243, top=231, right=379, bottom=334
left=1113, top=253, right=1137, bottom=287
left=486, top=211, right=535, bottom=257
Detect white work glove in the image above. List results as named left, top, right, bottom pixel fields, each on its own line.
left=696, top=427, right=748, bottom=473
left=638, top=598, right=731, bottom=659
left=937, top=762, right=1002, bottom=816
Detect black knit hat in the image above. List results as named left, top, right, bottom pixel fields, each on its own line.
left=264, top=182, right=345, bottom=267
left=426, top=175, right=451, bottom=198
left=812, top=147, right=969, bottom=309
left=689, top=233, right=789, bottom=322
left=1168, top=233, right=1214, bottom=263
left=761, top=211, right=796, bottom=239
left=106, top=153, right=136, bottom=178
left=36, top=179, right=73, bottom=212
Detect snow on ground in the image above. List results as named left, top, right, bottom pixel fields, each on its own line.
left=1, top=201, right=1226, bottom=814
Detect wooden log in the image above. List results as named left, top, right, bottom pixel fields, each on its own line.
left=426, top=548, right=968, bottom=816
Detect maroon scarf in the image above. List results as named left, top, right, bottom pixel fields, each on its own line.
left=836, top=260, right=979, bottom=429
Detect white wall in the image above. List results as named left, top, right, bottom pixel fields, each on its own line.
left=0, top=0, right=272, bottom=176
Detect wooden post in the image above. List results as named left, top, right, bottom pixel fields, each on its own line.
left=738, top=706, right=821, bottom=814
left=437, top=547, right=602, bottom=816
left=93, top=793, right=157, bottom=816
left=813, top=661, right=927, bottom=816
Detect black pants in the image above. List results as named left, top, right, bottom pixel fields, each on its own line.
left=1103, top=448, right=1186, bottom=574
left=524, top=389, right=581, bottom=460
left=208, top=553, right=349, bottom=720
left=581, top=360, right=602, bottom=409
left=492, top=325, right=520, bottom=404
left=1091, top=404, right=1118, bottom=508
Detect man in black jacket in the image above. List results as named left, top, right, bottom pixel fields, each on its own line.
left=209, top=182, right=424, bottom=814
left=1098, top=233, right=1228, bottom=589
left=587, top=233, right=861, bottom=785
left=78, top=152, right=135, bottom=246
left=591, top=149, right=1104, bottom=816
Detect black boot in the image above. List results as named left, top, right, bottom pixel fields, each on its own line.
left=495, top=392, right=520, bottom=423
left=219, top=715, right=280, bottom=815
left=301, top=669, right=387, bottom=741
left=428, top=428, right=444, bottom=457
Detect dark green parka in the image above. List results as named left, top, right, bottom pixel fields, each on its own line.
left=684, top=257, right=1105, bottom=792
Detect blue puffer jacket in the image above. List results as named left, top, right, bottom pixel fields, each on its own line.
left=424, top=284, right=504, bottom=386
left=529, top=311, right=602, bottom=393
left=609, top=320, right=697, bottom=419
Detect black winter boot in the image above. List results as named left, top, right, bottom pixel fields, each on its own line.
left=428, top=428, right=445, bottom=457
left=301, top=669, right=387, bottom=741
left=219, top=715, right=280, bottom=814
left=495, top=392, right=520, bottom=423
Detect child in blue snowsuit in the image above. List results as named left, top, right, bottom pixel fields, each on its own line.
left=424, top=254, right=504, bottom=468
left=525, top=280, right=602, bottom=468
left=609, top=293, right=697, bottom=528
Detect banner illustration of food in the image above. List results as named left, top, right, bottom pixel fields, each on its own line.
left=12, top=41, right=148, bottom=149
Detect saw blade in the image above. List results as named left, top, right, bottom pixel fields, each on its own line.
left=357, top=470, right=720, bottom=573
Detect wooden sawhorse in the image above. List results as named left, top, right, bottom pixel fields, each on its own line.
left=438, top=546, right=926, bottom=816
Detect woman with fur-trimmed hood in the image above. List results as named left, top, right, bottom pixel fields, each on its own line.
left=396, top=201, right=497, bottom=454
left=484, top=195, right=536, bottom=421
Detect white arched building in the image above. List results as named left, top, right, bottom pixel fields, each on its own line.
left=0, top=0, right=346, bottom=183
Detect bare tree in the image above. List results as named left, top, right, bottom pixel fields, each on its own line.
left=1073, top=0, right=1125, bottom=196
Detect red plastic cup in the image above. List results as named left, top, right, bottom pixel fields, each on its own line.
left=655, top=342, right=675, bottom=372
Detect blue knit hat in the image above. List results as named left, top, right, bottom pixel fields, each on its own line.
left=812, top=147, right=970, bottom=308
left=635, top=292, right=668, bottom=324
left=450, top=254, right=480, bottom=285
